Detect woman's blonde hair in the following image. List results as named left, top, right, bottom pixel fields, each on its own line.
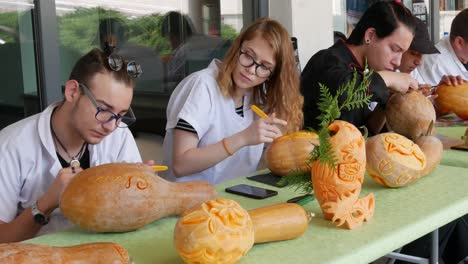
left=216, top=17, right=303, bottom=133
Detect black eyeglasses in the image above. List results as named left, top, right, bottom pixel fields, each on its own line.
left=107, top=53, right=142, bottom=78
left=79, top=83, right=136, bottom=128
left=238, top=50, right=273, bottom=78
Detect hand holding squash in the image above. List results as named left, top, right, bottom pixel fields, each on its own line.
left=60, top=163, right=217, bottom=232
left=0, top=242, right=131, bottom=264
left=435, top=81, right=468, bottom=119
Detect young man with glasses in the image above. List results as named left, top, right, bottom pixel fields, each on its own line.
left=0, top=48, right=149, bottom=242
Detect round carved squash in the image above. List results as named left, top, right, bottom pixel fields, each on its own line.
left=174, top=198, right=254, bottom=264
left=386, top=91, right=436, bottom=140
left=366, top=133, right=426, bottom=187
left=266, top=131, right=319, bottom=176
left=60, top=163, right=216, bottom=232
left=435, top=82, right=468, bottom=119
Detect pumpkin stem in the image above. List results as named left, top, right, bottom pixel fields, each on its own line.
left=425, top=120, right=434, bottom=136
left=360, top=126, right=369, bottom=139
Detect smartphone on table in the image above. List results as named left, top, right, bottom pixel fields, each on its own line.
left=225, top=184, right=278, bottom=199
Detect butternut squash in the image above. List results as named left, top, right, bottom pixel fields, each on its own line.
left=435, top=82, right=468, bottom=119
left=366, top=133, right=426, bottom=187
left=414, top=122, right=443, bottom=176
left=311, top=120, right=374, bottom=229
left=385, top=91, right=436, bottom=140
left=249, top=202, right=312, bottom=243
left=266, top=131, right=319, bottom=176
left=0, top=242, right=130, bottom=263
left=60, top=163, right=217, bottom=232
left=174, top=198, right=311, bottom=264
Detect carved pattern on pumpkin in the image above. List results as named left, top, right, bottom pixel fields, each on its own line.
left=175, top=198, right=254, bottom=264
left=366, top=133, right=427, bottom=187
left=311, top=120, right=374, bottom=230
left=125, top=175, right=149, bottom=190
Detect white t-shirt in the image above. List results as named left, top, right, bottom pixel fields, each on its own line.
left=0, top=102, right=142, bottom=236
left=162, top=60, right=263, bottom=184
left=418, top=37, right=468, bottom=85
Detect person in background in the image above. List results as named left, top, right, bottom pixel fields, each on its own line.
left=162, top=18, right=303, bottom=184
left=398, top=17, right=465, bottom=116
left=301, top=1, right=418, bottom=135
left=161, top=11, right=230, bottom=83
left=417, top=8, right=468, bottom=85
left=0, top=48, right=152, bottom=243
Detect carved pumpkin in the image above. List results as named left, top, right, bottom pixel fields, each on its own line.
left=311, top=120, right=374, bottom=229
left=174, top=198, right=311, bottom=264
left=386, top=91, right=436, bottom=140
left=174, top=198, right=254, bottom=264
left=366, top=133, right=426, bottom=187
left=266, top=131, right=319, bottom=176
left=0, top=242, right=130, bottom=263
left=60, top=163, right=217, bottom=232
left=435, top=82, right=468, bottom=119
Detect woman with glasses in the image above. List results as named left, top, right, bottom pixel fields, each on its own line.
left=162, top=18, right=303, bottom=184
left=0, top=48, right=147, bottom=242
left=301, top=1, right=419, bottom=135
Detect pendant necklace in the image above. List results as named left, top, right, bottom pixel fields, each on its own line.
left=50, top=118, right=87, bottom=168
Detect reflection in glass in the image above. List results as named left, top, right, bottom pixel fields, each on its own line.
left=0, top=0, right=39, bottom=130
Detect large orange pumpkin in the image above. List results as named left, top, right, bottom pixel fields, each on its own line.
left=266, top=131, right=319, bottom=176
left=311, top=120, right=374, bottom=229
left=60, top=163, right=217, bottom=232
left=386, top=91, right=436, bottom=140
left=435, top=82, right=468, bottom=119
left=366, top=133, right=426, bottom=187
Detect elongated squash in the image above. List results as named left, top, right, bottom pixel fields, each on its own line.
left=248, top=202, right=312, bottom=243
left=0, top=242, right=131, bottom=264
left=174, top=198, right=311, bottom=264
left=60, top=163, right=217, bottom=232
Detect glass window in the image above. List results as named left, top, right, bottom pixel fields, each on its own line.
left=56, top=0, right=244, bottom=135
left=0, top=1, right=39, bottom=130
left=439, top=0, right=467, bottom=39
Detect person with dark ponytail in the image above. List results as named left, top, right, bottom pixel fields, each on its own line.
left=301, top=1, right=418, bottom=135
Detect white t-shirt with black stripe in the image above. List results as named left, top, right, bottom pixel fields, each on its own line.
left=162, top=59, right=263, bottom=184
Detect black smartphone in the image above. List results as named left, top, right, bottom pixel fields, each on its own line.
left=247, top=172, right=287, bottom=188
left=225, top=184, right=278, bottom=199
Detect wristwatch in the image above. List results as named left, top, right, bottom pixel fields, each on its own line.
left=31, top=201, right=49, bottom=225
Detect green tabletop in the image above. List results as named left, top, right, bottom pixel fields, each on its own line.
left=27, top=165, right=468, bottom=264
left=435, top=125, right=468, bottom=168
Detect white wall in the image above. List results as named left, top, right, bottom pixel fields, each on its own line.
left=269, top=0, right=333, bottom=68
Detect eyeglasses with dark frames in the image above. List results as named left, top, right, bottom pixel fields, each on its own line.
left=79, top=83, right=136, bottom=128
left=238, top=50, right=273, bottom=78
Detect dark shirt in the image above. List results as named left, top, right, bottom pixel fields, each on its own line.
left=300, top=40, right=389, bottom=131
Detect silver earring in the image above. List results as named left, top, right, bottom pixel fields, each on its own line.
left=365, top=39, right=370, bottom=44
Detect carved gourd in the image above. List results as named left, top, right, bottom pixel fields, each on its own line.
left=266, top=131, right=319, bottom=176
left=311, top=120, right=374, bottom=229
left=60, top=163, right=217, bottom=232
left=386, top=91, right=436, bottom=140
left=0, top=242, right=130, bottom=263
left=435, top=82, right=468, bottom=119
left=174, top=198, right=311, bottom=264
left=366, top=133, right=426, bottom=187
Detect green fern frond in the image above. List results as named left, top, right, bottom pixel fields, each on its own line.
left=278, top=169, right=314, bottom=194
